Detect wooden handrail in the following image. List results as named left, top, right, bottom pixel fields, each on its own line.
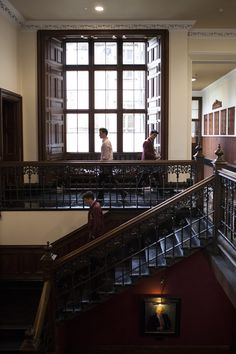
left=54, top=174, right=215, bottom=268
left=20, top=280, right=51, bottom=352
left=33, top=280, right=51, bottom=341
left=218, top=168, right=236, bottom=182
left=0, top=159, right=197, bottom=167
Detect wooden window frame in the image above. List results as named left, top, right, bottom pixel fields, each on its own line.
left=37, top=29, right=169, bottom=161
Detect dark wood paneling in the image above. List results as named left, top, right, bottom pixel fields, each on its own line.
left=220, top=109, right=227, bottom=135
left=0, top=88, right=23, bottom=162
left=214, top=111, right=219, bottom=135
left=228, top=106, right=235, bottom=135
left=38, top=34, right=65, bottom=160
left=0, top=246, right=44, bottom=279
left=209, top=113, right=213, bottom=135
left=202, top=136, right=236, bottom=164
left=204, top=114, right=208, bottom=135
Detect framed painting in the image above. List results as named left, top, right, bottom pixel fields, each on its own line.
left=143, top=296, right=181, bottom=335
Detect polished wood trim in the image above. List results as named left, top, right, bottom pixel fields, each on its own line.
left=86, top=345, right=232, bottom=354
left=0, top=245, right=44, bottom=279
left=202, top=136, right=236, bottom=164
left=33, top=280, right=51, bottom=340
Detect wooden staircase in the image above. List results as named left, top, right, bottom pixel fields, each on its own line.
left=55, top=213, right=214, bottom=321
left=0, top=280, right=43, bottom=353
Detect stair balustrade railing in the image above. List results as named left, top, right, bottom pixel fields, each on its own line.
left=52, top=175, right=215, bottom=321
left=0, top=159, right=203, bottom=210
left=15, top=160, right=236, bottom=353
left=216, top=168, right=236, bottom=251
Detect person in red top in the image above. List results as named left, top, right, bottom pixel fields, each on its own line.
left=83, top=191, right=104, bottom=241
left=138, top=130, right=160, bottom=189
left=141, top=130, right=160, bottom=160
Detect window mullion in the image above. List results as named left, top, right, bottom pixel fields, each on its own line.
left=89, top=39, right=95, bottom=152
left=117, top=39, right=123, bottom=153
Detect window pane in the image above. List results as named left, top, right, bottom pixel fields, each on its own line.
left=95, top=91, right=106, bottom=109
left=64, top=38, right=151, bottom=155
left=66, top=42, right=88, bottom=65
left=95, top=71, right=117, bottom=109
left=94, top=42, right=117, bottom=64
left=123, top=71, right=145, bottom=109
left=123, top=91, right=134, bottom=109
left=66, top=71, right=89, bottom=109
left=192, top=100, right=199, bottom=110
left=94, top=114, right=117, bottom=152
left=192, top=109, right=199, bottom=119
left=123, top=42, right=145, bottom=64
left=123, top=113, right=145, bottom=152
left=66, top=114, right=89, bottom=152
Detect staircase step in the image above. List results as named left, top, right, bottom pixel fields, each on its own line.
left=145, top=245, right=167, bottom=267
left=131, top=256, right=149, bottom=276
left=159, top=234, right=184, bottom=257
left=0, top=326, right=26, bottom=353
left=0, top=280, right=43, bottom=352
left=186, top=217, right=214, bottom=239
left=114, top=267, right=132, bottom=285
left=174, top=224, right=201, bottom=248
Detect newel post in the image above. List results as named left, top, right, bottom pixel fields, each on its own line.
left=20, top=242, right=57, bottom=353
left=40, top=242, right=57, bottom=353
left=40, top=241, right=57, bottom=281
left=193, top=143, right=205, bottom=182
left=212, top=144, right=227, bottom=251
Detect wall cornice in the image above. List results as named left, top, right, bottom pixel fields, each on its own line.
left=0, top=0, right=24, bottom=26
left=1, top=0, right=236, bottom=38
left=21, top=20, right=195, bottom=32
left=189, top=29, right=236, bottom=39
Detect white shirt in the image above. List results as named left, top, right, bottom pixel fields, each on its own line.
left=101, top=137, right=113, bottom=160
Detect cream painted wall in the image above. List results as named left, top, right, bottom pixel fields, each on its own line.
left=201, top=69, right=236, bottom=133
left=19, top=31, right=38, bottom=160
left=0, top=13, right=20, bottom=92
left=0, top=211, right=89, bottom=245
left=189, top=35, right=236, bottom=136
left=168, top=30, right=192, bottom=160
left=189, top=37, right=236, bottom=60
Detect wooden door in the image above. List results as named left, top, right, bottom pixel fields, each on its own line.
left=0, top=89, right=23, bottom=161
left=147, top=35, right=168, bottom=159
left=38, top=34, right=65, bottom=161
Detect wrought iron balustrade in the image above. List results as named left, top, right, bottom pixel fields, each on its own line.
left=53, top=175, right=215, bottom=319
left=0, top=160, right=202, bottom=210
left=218, top=169, right=236, bottom=249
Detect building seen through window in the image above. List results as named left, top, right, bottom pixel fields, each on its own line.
left=65, top=40, right=146, bottom=153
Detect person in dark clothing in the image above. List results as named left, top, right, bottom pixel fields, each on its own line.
left=137, top=130, right=160, bottom=189
left=83, top=191, right=104, bottom=240
left=141, top=129, right=160, bottom=160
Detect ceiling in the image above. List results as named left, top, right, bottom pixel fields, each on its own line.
left=7, top=0, right=236, bottom=91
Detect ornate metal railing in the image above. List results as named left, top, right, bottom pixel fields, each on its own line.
left=0, top=159, right=203, bottom=210
left=52, top=175, right=215, bottom=320
left=218, top=169, right=236, bottom=249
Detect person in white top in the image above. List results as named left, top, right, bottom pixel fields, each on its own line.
left=97, top=128, right=127, bottom=204
left=99, top=128, right=113, bottom=161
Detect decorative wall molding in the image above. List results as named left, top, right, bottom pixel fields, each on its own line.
left=0, top=0, right=24, bottom=27
left=1, top=0, right=236, bottom=39
left=212, top=99, right=222, bottom=110
left=189, top=29, right=236, bottom=39
left=21, top=20, right=194, bottom=32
